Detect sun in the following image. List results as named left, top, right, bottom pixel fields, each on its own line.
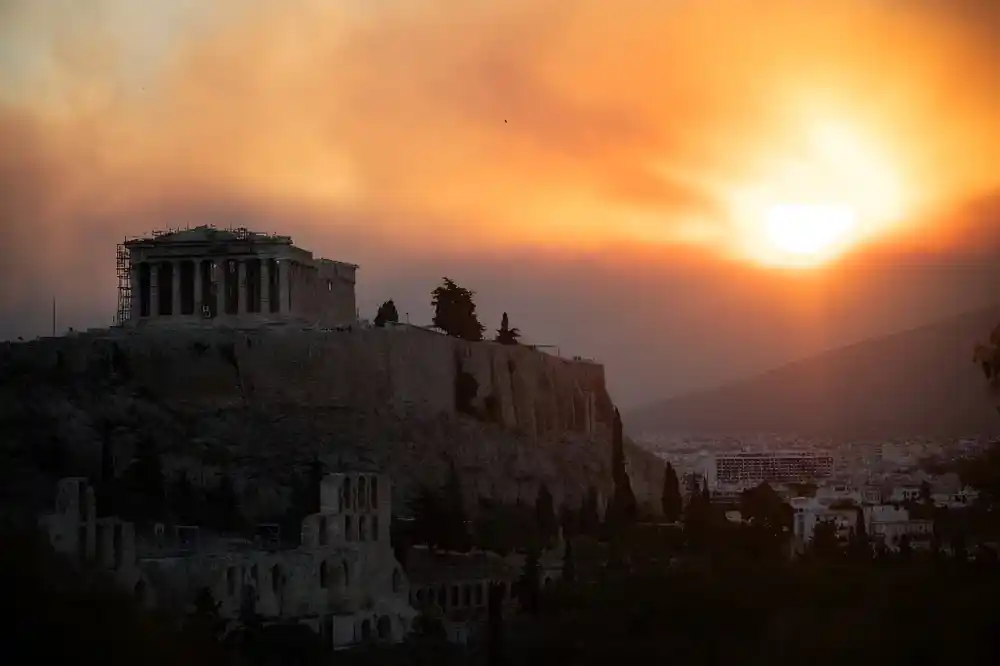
left=763, top=202, right=858, bottom=261
left=725, top=115, right=908, bottom=269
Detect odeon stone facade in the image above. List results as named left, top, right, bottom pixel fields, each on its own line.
left=39, top=473, right=415, bottom=649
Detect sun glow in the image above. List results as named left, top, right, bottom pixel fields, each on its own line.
left=729, top=116, right=909, bottom=269
left=764, top=202, right=858, bottom=259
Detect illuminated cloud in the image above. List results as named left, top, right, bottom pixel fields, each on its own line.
left=1, top=0, right=999, bottom=402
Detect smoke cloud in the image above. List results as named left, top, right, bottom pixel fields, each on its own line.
left=2, top=0, right=999, bottom=404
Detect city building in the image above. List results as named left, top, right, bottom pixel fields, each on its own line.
left=863, top=505, right=933, bottom=550
left=710, top=451, right=834, bottom=489
left=117, top=226, right=357, bottom=329
left=789, top=497, right=859, bottom=552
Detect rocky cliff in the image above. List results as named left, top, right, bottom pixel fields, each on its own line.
left=0, top=325, right=663, bottom=522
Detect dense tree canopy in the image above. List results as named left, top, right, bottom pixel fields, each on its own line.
left=431, top=278, right=485, bottom=341
left=373, top=300, right=399, bottom=327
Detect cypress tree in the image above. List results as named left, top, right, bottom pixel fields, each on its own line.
left=661, top=462, right=683, bottom=522
left=607, top=408, right=637, bottom=534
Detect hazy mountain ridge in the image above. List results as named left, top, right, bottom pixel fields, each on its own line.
left=626, top=304, right=1000, bottom=439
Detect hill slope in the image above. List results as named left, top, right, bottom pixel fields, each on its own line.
left=626, top=304, right=1000, bottom=439
left=0, top=326, right=664, bottom=523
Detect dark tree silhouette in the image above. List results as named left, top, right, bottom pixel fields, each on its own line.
left=207, top=474, right=242, bottom=533
left=606, top=408, right=637, bottom=535
left=579, top=486, right=600, bottom=536
left=810, top=520, right=840, bottom=559
left=117, top=437, right=167, bottom=525
left=495, top=312, right=521, bottom=345
left=441, top=460, right=471, bottom=552
left=487, top=582, right=506, bottom=666
left=559, top=504, right=579, bottom=539
left=408, top=485, right=446, bottom=551
left=431, top=278, right=485, bottom=341
left=373, top=299, right=399, bottom=327
left=848, top=507, right=872, bottom=562
left=919, top=480, right=933, bottom=504
left=661, top=462, right=683, bottom=522
left=740, top=483, right=792, bottom=538
left=169, top=470, right=201, bottom=526
left=518, top=549, right=541, bottom=614
left=534, top=483, right=558, bottom=546
left=185, top=587, right=226, bottom=644
left=561, top=537, right=577, bottom=584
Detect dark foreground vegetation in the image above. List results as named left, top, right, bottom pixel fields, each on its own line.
left=4, top=321, right=1000, bottom=664
left=5, top=512, right=1000, bottom=666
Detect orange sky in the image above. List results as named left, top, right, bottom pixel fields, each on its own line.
left=2, top=0, right=1000, bottom=406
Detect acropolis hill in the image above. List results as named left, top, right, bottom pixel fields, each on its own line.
left=0, top=227, right=661, bottom=522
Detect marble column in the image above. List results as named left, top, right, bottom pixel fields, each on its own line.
left=274, top=260, right=285, bottom=315
left=237, top=260, right=247, bottom=316
left=193, top=258, right=203, bottom=317
left=260, top=258, right=271, bottom=314
left=129, top=264, right=140, bottom=321
left=150, top=263, right=160, bottom=318
left=172, top=260, right=182, bottom=318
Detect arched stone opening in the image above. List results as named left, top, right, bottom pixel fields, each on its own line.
left=360, top=618, right=372, bottom=643
left=392, top=568, right=402, bottom=594
left=271, top=564, right=283, bottom=595
left=342, top=478, right=352, bottom=512
left=376, top=615, right=391, bottom=641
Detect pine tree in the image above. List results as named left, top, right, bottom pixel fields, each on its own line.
left=495, top=312, right=521, bottom=345
left=661, top=462, right=683, bottom=522
left=431, top=278, right=485, bottom=341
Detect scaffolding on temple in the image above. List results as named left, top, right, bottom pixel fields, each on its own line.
left=114, top=241, right=131, bottom=326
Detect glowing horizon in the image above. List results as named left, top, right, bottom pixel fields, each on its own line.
left=1, top=0, right=999, bottom=309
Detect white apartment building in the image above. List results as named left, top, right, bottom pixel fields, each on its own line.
left=711, top=451, right=834, bottom=490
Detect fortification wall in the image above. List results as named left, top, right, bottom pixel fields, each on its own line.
left=0, top=327, right=665, bottom=519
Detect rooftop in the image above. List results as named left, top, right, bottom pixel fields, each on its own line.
left=124, top=225, right=293, bottom=247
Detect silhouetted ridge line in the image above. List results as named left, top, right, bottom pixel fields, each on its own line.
left=627, top=302, right=1000, bottom=439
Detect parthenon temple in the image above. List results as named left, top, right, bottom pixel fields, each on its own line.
left=116, top=226, right=358, bottom=328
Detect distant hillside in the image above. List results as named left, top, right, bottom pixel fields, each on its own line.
left=626, top=304, right=1000, bottom=439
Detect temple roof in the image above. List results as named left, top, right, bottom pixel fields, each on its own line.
left=125, top=225, right=292, bottom=246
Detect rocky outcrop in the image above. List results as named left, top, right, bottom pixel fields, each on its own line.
left=0, top=326, right=662, bottom=522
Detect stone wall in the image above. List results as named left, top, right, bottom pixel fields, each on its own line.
left=2, top=325, right=611, bottom=437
